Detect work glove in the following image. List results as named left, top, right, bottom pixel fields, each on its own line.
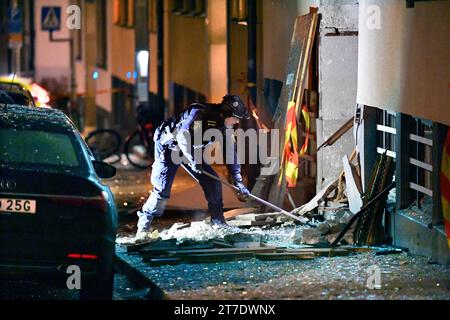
left=234, top=180, right=250, bottom=198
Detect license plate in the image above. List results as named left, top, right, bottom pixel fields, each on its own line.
left=0, top=198, right=37, bottom=214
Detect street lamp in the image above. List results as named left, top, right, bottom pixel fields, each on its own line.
left=136, top=50, right=149, bottom=103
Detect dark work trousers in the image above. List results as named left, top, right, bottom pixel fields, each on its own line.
left=137, top=139, right=224, bottom=232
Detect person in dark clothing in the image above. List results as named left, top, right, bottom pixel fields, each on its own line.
left=136, top=95, right=251, bottom=237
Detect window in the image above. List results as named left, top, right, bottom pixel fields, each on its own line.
left=96, top=0, right=107, bottom=68
left=113, top=0, right=134, bottom=27
left=0, top=130, right=80, bottom=168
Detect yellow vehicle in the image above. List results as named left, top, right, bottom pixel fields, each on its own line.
left=0, top=76, right=51, bottom=108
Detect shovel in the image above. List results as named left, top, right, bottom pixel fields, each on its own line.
left=200, top=170, right=308, bottom=224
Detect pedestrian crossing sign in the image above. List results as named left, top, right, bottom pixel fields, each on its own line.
left=41, top=7, right=61, bottom=31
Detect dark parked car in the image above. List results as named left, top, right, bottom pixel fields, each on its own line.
left=0, top=104, right=117, bottom=299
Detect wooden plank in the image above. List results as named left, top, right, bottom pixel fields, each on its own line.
left=343, top=154, right=363, bottom=213
left=268, top=10, right=319, bottom=208
left=255, top=253, right=315, bottom=261
left=224, top=207, right=259, bottom=220
left=178, top=252, right=255, bottom=263
left=126, top=238, right=177, bottom=253
left=293, top=178, right=338, bottom=216
left=317, top=117, right=354, bottom=151
left=164, top=246, right=280, bottom=256
left=283, top=248, right=350, bottom=257
left=228, top=220, right=278, bottom=227
left=234, top=213, right=281, bottom=221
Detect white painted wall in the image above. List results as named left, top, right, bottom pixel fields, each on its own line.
left=34, top=0, right=71, bottom=82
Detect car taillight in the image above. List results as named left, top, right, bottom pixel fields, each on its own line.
left=48, top=194, right=108, bottom=213
left=68, top=253, right=98, bottom=260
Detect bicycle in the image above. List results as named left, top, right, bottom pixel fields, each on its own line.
left=123, top=122, right=155, bottom=169
left=85, top=124, right=155, bottom=170
left=84, top=128, right=122, bottom=164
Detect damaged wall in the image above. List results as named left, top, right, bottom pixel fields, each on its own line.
left=317, top=1, right=359, bottom=190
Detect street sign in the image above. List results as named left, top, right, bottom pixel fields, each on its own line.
left=41, top=6, right=61, bottom=31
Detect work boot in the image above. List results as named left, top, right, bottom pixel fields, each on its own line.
left=134, top=228, right=158, bottom=242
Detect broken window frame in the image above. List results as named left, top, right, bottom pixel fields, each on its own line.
left=389, top=110, right=434, bottom=217
left=408, top=117, right=434, bottom=212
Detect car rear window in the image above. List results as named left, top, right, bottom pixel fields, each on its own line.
left=0, top=129, right=82, bottom=169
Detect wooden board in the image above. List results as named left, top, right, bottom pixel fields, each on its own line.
left=224, top=207, right=259, bottom=220
left=267, top=9, right=319, bottom=208
left=283, top=248, right=350, bottom=257
left=228, top=220, right=278, bottom=227
left=125, top=238, right=177, bottom=253
left=178, top=252, right=255, bottom=263
left=255, top=253, right=315, bottom=261
left=234, top=213, right=281, bottom=221
left=343, top=154, right=363, bottom=213
left=164, top=246, right=280, bottom=256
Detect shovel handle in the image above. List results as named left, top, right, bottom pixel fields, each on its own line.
left=200, top=170, right=306, bottom=224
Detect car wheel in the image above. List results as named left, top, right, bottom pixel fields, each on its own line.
left=79, top=268, right=114, bottom=300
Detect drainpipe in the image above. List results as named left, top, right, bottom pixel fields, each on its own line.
left=247, top=0, right=257, bottom=108
left=156, top=0, right=164, bottom=127
left=246, top=0, right=258, bottom=189
left=134, top=0, right=149, bottom=108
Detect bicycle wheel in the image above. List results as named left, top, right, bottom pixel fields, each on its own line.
left=124, top=130, right=154, bottom=169
left=85, top=129, right=122, bottom=162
